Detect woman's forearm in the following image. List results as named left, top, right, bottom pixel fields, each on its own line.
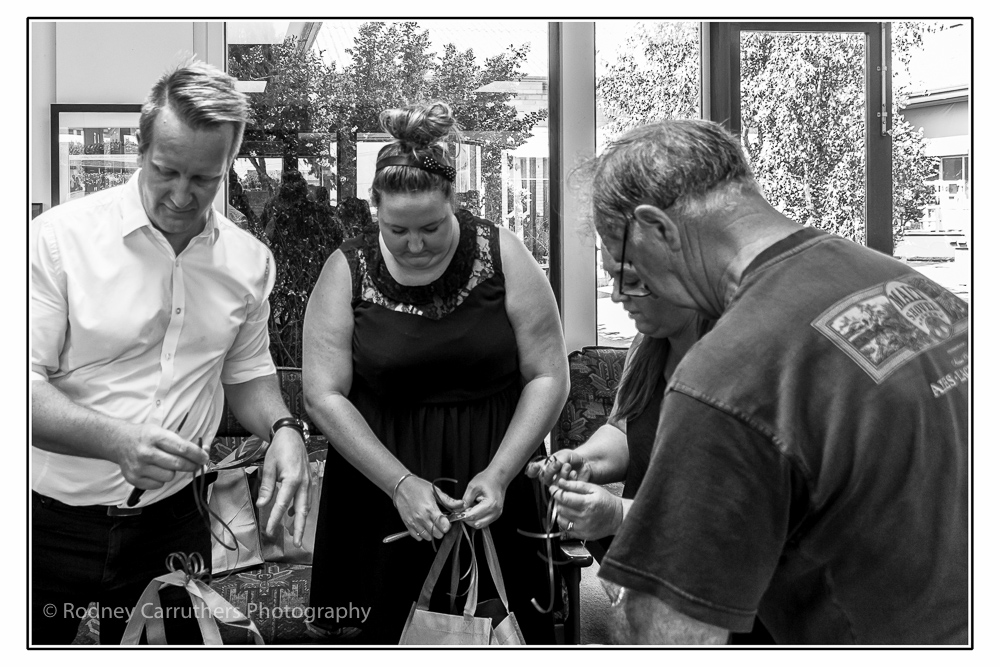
left=485, top=374, right=568, bottom=487
left=305, top=392, right=408, bottom=496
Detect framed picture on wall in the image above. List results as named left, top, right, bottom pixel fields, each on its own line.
left=50, top=104, right=142, bottom=208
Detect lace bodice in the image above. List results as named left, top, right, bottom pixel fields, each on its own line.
left=346, top=209, right=502, bottom=320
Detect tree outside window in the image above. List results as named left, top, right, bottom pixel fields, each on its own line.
left=227, top=21, right=548, bottom=367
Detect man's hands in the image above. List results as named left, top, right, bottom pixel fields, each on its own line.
left=256, top=429, right=312, bottom=547
left=114, top=423, right=209, bottom=490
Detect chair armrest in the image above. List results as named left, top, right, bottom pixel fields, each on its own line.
left=559, top=540, right=594, bottom=568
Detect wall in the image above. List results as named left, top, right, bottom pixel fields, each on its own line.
left=30, top=22, right=56, bottom=214
left=30, top=21, right=226, bottom=210
left=903, top=100, right=969, bottom=155
left=555, top=23, right=597, bottom=352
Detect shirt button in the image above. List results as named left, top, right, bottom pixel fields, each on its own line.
left=176, top=308, right=182, bottom=314
left=165, top=353, right=171, bottom=360
left=156, top=400, right=161, bottom=406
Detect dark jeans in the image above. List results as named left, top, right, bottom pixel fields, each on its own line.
left=31, top=485, right=212, bottom=645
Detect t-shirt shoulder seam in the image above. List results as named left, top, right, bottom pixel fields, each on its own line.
left=737, top=230, right=834, bottom=299
left=670, top=379, right=815, bottom=481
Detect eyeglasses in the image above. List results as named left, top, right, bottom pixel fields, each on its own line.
left=617, top=215, right=653, bottom=298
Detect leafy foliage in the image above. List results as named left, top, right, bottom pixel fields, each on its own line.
left=247, top=170, right=344, bottom=368
left=596, top=21, right=940, bottom=245
left=227, top=22, right=545, bottom=367
left=229, top=39, right=346, bottom=199
left=597, top=22, right=700, bottom=144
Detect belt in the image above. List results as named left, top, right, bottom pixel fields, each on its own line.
left=34, top=471, right=217, bottom=518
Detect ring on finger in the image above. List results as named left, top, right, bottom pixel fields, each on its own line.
left=566, top=521, right=575, bottom=532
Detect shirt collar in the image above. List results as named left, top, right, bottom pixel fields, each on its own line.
left=120, top=169, right=221, bottom=243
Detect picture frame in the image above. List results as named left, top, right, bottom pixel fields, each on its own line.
left=50, top=104, right=142, bottom=207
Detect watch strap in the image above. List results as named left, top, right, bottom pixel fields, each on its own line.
left=270, top=417, right=308, bottom=441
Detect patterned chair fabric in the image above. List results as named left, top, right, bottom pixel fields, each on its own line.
left=553, top=346, right=627, bottom=452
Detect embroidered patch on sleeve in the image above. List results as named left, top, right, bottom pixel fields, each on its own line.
left=811, top=274, right=968, bottom=384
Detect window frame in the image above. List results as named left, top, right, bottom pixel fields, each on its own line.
left=216, top=20, right=900, bottom=352
left=705, top=21, right=894, bottom=254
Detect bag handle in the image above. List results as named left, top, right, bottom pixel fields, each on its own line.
left=415, top=526, right=479, bottom=618
left=121, top=570, right=262, bottom=644
left=479, top=526, right=512, bottom=612
left=449, top=530, right=463, bottom=615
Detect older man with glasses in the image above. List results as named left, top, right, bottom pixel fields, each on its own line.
left=584, top=119, right=968, bottom=645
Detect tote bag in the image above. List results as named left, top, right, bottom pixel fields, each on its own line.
left=399, top=525, right=525, bottom=646
left=258, top=459, right=324, bottom=564
left=207, top=438, right=268, bottom=574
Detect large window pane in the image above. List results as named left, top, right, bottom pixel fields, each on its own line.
left=594, top=21, right=701, bottom=348
left=893, top=20, right=970, bottom=301
left=740, top=31, right=868, bottom=243
left=226, top=20, right=549, bottom=366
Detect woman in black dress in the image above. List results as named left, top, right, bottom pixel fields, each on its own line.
left=303, top=102, right=569, bottom=644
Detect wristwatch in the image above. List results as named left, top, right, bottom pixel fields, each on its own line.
left=269, top=417, right=309, bottom=442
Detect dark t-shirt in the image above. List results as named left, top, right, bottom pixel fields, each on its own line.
left=600, top=228, right=969, bottom=645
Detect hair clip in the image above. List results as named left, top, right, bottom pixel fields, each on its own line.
left=420, top=155, right=457, bottom=182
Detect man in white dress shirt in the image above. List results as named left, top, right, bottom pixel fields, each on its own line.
left=31, top=59, right=311, bottom=644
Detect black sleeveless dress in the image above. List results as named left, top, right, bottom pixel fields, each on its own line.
left=309, top=210, right=553, bottom=644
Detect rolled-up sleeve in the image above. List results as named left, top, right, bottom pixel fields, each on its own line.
left=30, top=218, right=68, bottom=383
left=599, top=389, right=794, bottom=632
left=221, top=247, right=276, bottom=384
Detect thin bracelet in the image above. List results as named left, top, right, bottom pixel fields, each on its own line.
left=392, top=473, right=416, bottom=508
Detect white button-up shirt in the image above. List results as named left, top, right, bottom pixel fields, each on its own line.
left=31, top=171, right=276, bottom=506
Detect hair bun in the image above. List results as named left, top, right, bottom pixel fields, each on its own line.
left=380, top=101, right=457, bottom=150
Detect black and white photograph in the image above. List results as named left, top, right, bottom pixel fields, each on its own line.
left=25, top=13, right=980, bottom=654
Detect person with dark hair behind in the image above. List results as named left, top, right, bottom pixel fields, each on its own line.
left=303, top=101, right=569, bottom=644
left=336, top=195, right=377, bottom=241
left=526, top=278, right=708, bottom=549
left=524, top=261, right=780, bottom=643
